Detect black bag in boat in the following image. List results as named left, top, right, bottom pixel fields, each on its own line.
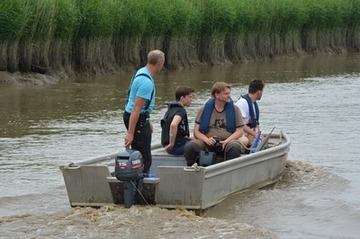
left=199, top=150, right=216, bottom=166
left=114, top=149, right=144, bottom=181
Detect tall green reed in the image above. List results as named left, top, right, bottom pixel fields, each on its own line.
left=0, top=0, right=359, bottom=73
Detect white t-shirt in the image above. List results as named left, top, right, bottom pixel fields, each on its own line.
left=235, top=97, right=256, bottom=125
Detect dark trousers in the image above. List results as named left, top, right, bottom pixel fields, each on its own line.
left=123, top=112, right=152, bottom=174
left=184, top=139, right=242, bottom=166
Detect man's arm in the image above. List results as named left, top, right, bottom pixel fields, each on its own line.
left=164, top=115, right=182, bottom=150
left=236, top=98, right=263, bottom=139
left=243, top=125, right=257, bottom=137
left=124, top=96, right=146, bottom=147
left=194, top=123, right=216, bottom=146
left=222, top=126, right=244, bottom=146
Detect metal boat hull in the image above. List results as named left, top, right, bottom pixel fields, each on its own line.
left=59, top=132, right=290, bottom=210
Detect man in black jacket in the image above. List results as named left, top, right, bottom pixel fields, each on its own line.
left=161, top=86, right=194, bottom=155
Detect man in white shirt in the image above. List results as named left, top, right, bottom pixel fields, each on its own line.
left=235, top=79, right=265, bottom=148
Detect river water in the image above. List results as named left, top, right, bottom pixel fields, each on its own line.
left=1, top=53, right=360, bottom=238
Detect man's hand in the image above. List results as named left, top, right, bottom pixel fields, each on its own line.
left=164, top=144, right=174, bottom=151
left=124, top=133, right=133, bottom=147
left=204, top=137, right=216, bottom=146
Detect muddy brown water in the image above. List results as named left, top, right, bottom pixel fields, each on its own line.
left=1, top=53, right=360, bottom=238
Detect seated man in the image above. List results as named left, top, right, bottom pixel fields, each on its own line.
left=184, top=82, right=244, bottom=166
left=235, top=79, right=265, bottom=149
left=161, top=86, right=194, bottom=155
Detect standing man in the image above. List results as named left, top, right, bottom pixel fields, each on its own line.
left=235, top=79, right=265, bottom=148
left=161, top=86, right=194, bottom=155
left=184, top=82, right=244, bottom=166
left=123, top=50, right=165, bottom=174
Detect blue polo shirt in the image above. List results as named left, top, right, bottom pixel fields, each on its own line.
left=125, top=67, right=155, bottom=113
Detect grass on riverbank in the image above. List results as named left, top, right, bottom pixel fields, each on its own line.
left=0, top=0, right=359, bottom=73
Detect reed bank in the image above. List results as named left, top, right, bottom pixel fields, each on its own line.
left=0, top=0, right=359, bottom=82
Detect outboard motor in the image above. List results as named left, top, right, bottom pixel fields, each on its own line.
left=114, top=148, right=144, bottom=208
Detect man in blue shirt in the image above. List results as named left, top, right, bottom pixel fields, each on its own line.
left=123, top=50, right=165, bottom=174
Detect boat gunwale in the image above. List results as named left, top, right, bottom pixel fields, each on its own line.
left=60, top=132, right=290, bottom=169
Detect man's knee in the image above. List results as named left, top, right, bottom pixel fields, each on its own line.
left=225, top=140, right=242, bottom=160
left=184, top=140, right=204, bottom=166
left=240, top=136, right=249, bottom=147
